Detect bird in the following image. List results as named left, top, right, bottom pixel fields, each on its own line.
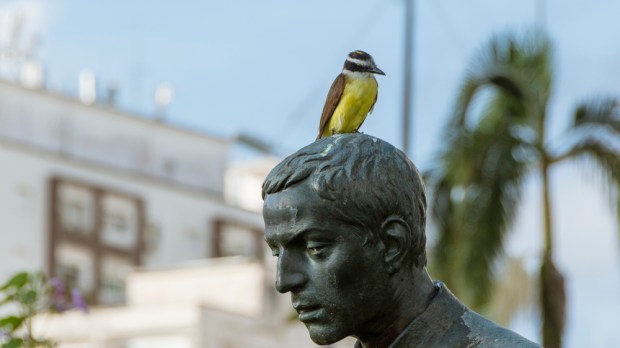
left=316, top=50, right=385, bottom=140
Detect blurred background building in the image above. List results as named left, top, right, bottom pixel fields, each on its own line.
left=0, top=75, right=264, bottom=299
left=0, top=74, right=337, bottom=347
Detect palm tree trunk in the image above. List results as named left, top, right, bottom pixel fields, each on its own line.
left=542, top=161, right=553, bottom=256
left=540, top=159, right=566, bottom=348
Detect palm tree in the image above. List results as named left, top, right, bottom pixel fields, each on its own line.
left=425, top=31, right=620, bottom=348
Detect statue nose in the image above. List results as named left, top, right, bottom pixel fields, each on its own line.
left=275, top=252, right=307, bottom=293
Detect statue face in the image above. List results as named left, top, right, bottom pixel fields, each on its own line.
left=263, top=183, right=395, bottom=345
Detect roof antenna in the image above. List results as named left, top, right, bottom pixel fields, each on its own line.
left=154, top=83, right=173, bottom=121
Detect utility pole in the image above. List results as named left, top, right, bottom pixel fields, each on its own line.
left=402, top=0, right=414, bottom=155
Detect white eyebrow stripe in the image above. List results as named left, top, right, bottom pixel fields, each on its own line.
left=342, top=70, right=372, bottom=78
left=346, top=57, right=372, bottom=66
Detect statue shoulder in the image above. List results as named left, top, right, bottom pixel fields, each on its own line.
left=390, top=282, right=540, bottom=347
left=456, top=309, right=540, bottom=348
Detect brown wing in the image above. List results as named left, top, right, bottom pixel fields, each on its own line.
left=317, top=74, right=346, bottom=140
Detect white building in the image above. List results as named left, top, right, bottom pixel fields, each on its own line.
left=0, top=78, right=339, bottom=347
left=34, top=257, right=353, bottom=348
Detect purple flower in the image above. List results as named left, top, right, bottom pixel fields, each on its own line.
left=71, top=288, right=88, bottom=313
left=49, top=278, right=69, bottom=312
left=49, top=278, right=65, bottom=298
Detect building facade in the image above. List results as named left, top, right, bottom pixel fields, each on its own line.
left=0, top=79, right=338, bottom=348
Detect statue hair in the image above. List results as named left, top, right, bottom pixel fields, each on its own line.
left=262, top=134, right=427, bottom=268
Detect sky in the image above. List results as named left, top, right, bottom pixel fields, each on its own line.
left=0, top=0, right=618, bottom=346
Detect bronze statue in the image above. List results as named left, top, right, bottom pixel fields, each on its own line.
left=262, top=134, right=540, bottom=347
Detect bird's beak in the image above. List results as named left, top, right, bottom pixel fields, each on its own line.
left=370, top=66, right=385, bottom=76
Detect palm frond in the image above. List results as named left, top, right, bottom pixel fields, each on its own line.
left=555, top=139, right=620, bottom=189
left=573, top=97, right=620, bottom=134
left=554, top=139, right=620, bottom=242
left=428, top=116, right=531, bottom=308
left=424, top=173, right=458, bottom=284
left=427, top=32, right=550, bottom=309
left=452, top=68, right=526, bottom=129
left=563, top=97, right=620, bottom=248
left=451, top=32, right=552, bottom=132
left=458, top=128, right=529, bottom=307
left=617, top=193, right=620, bottom=249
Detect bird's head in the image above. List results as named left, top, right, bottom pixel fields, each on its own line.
left=343, top=50, right=385, bottom=76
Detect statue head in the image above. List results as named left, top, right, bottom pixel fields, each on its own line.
left=262, top=134, right=428, bottom=345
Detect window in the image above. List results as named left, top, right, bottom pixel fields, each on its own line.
left=58, top=185, right=94, bottom=234
left=211, top=219, right=263, bottom=259
left=104, top=211, right=128, bottom=233
left=101, top=194, right=139, bottom=250
left=56, top=264, right=79, bottom=290
left=53, top=244, right=96, bottom=302
left=49, top=177, right=144, bottom=305
left=100, top=257, right=131, bottom=305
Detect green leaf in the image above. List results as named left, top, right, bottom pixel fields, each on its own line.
left=1, top=338, right=24, bottom=348
left=0, top=293, right=16, bottom=307
left=0, top=273, right=29, bottom=291
left=0, top=315, right=26, bottom=332
left=18, top=289, right=38, bottom=306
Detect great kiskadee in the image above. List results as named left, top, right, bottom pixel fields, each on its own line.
left=316, top=50, right=385, bottom=140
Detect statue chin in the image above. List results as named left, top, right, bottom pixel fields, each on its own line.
left=305, top=324, right=347, bottom=346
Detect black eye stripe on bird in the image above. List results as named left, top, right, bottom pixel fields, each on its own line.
left=344, top=59, right=371, bottom=72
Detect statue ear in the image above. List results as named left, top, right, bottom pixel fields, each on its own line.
left=380, top=216, right=411, bottom=275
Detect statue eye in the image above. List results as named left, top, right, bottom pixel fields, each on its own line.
left=307, top=243, right=327, bottom=256
left=307, top=247, right=321, bottom=255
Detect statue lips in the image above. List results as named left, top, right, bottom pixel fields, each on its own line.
left=293, top=302, right=324, bottom=322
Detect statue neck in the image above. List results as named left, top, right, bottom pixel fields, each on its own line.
left=355, top=268, right=437, bottom=348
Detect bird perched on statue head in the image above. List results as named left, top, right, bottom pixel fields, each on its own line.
left=316, top=50, right=385, bottom=140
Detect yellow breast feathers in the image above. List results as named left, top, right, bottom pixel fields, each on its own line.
left=319, top=73, right=378, bottom=139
